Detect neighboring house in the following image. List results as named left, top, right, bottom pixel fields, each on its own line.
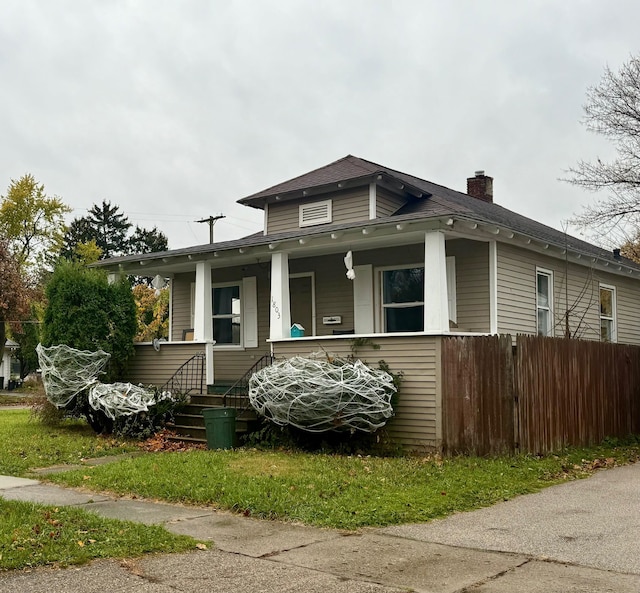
left=1, top=340, right=19, bottom=390
left=96, top=155, right=640, bottom=449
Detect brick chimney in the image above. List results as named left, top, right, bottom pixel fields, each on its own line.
left=467, top=170, right=493, bottom=203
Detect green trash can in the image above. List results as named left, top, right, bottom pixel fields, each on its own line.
left=202, top=407, right=236, bottom=450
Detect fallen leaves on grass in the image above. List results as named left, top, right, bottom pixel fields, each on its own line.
left=139, top=429, right=206, bottom=453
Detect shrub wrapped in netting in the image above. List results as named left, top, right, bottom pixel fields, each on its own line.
left=248, top=353, right=396, bottom=433
left=36, top=343, right=110, bottom=408
left=88, top=382, right=172, bottom=420
left=36, top=343, right=183, bottom=436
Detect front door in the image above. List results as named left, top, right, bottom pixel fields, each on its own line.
left=290, top=275, right=314, bottom=336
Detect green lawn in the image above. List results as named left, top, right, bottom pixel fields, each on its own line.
left=0, top=499, right=197, bottom=570
left=0, top=410, right=199, bottom=570
left=3, top=407, right=640, bottom=547
left=48, top=442, right=640, bottom=530
left=0, top=409, right=137, bottom=476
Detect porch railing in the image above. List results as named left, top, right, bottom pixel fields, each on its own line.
left=161, top=352, right=206, bottom=396
left=222, top=353, right=274, bottom=412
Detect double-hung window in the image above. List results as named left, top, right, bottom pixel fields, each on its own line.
left=536, top=269, right=553, bottom=336
left=599, top=284, right=616, bottom=342
left=212, top=284, right=241, bottom=345
left=381, top=267, right=425, bottom=332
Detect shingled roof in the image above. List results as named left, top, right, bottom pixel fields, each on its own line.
left=97, top=155, right=640, bottom=274
left=237, top=154, right=639, bottom=270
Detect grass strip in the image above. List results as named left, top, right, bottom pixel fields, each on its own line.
left=0, top=498, right=198, bottom=571
left=0, top=409, right=136, bottom=476
left=48, top=441, right=640, bottom=530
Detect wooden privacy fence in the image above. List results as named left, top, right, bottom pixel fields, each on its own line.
left=441, top=335, right=640, bottom=455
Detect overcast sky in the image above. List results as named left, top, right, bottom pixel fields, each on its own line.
left=1, top=1, right=638, bottom=250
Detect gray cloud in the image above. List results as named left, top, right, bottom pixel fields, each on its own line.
left=1, top=1, right=639, bottom=248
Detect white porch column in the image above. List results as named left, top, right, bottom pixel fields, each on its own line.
left=424, top=231, right=450, bottom=332
left=194, top=261, right=215, bottom=384
left=270, top=252, right=292, bottom=340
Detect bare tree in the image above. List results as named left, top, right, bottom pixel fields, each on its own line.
left=568, top=55, right=640, bottom=246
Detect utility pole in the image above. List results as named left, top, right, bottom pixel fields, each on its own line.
left=196, top=214, right=226, bottom=243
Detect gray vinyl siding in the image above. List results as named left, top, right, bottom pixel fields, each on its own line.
left=446, top=239, right=490, bottom=332
left=615, top=275, right=640, bottom=344
left=171, top=272, right=194, bottom=341
left=496, top=243, right=538, bottom=335
left=290, top=254, right=354, bottom=336
left=376, top=188, right=407, bottom=217
left=126, top=342, right=204, bottom=386
left=495, top=243, right=640, bottom=344
left=273, top=335, right=440, bottom=451
left=266, top=187, right=370, bottom=234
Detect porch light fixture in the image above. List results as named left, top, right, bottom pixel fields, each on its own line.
left=396, top=224, right=405, bottom=231
left=362, top=228, right=375, bottom=235
left=299, top=238, right=308, bottom=245
left=268, top=243, right=279, bottom=250
left=139, top=261, right=147, bottom=266
left=330, top=232, right=343, bottom=240
left=446, top=218, right=454, bottom=227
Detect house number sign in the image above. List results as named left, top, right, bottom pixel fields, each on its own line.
left=271, top=297, right=281, bottom=320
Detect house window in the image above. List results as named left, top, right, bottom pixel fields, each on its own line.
left=536, top=269, right=553, bottom=336
left=299, top=199, right=332, bottom=227
left=212, top=284, right=241, bottom=345
left=599, top=284, right=616, bottom=342
left=381, top=267, right=425, bottom=332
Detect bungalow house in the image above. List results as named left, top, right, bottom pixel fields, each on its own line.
left=96, top=155, right=640, bottom=449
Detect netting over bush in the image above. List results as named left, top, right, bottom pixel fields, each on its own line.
left=88, top=382, right=171, bottom=420
left=36, top=343, right=172, bottom=420
left=36, top=343, right=110, bottom=407
left=248, top=353, right=396, bottom=433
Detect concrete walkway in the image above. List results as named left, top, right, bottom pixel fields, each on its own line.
left=1, top=464, right=639, bottom=592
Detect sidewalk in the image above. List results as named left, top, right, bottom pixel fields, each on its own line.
left=1, top=464, right=639, bottom=592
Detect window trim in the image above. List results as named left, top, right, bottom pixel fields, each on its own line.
left=375, top=263, right=425, bottom=333
left=212, top=281, right=243, bottom=348
left=599, top=283, right=617, bottom=343
left=536, top=267, right=554, bottom=337
left=190, top=280, right=245, bottom=349
left=299, top=199, right=332, bottom=227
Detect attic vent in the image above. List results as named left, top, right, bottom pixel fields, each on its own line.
left=299, top=199, right=332, bottom=227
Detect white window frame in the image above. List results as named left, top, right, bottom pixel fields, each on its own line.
left=190, top=281, right=245, bottom=349
left=376, top=263, right=425, bottom=333
left=599, top=283, right=617, bottom=343
left=299, top=199, right=332, bottom=227
left=536, top=267, right=554, bottom=337
left=374, top=261, right=456, bottom=333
